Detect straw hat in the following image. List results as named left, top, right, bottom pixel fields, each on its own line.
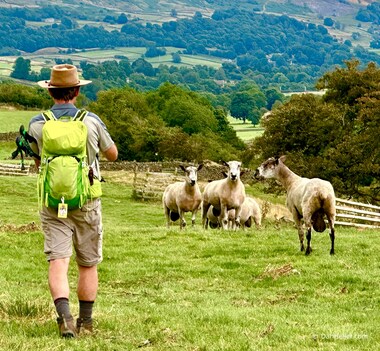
left=37, top=64, right=92, bottom=88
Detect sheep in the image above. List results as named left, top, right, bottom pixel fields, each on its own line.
left=228, top=196, right=262, bottom=229
left=202, top=160, right=246, bottom=230
left=254, top=155, right=335, bottom=255
left=207, top=196, right=262, bottom=230
left=162, top=164, right=203, bottom=229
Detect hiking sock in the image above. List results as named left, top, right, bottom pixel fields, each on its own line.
left=54, top=297, right=73, bottom=320
left=79, top=300, right=94, bottom=323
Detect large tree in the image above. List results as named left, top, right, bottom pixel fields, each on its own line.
left=10, top=57, right=31, bottom=80
left=248, top=60, right=380, bottom=203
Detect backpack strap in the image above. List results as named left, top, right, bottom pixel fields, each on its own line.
left=41, top=110, right=57, bottom=122
left=73, top=109, right=88, bottom=122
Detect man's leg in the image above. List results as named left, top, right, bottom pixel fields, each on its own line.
left=77, top=264, right=98, bottom=334
left=49, top=258, right=76, bottom=338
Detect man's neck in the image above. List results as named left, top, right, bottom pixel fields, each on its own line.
left=54, top=99, right=76, bottom=105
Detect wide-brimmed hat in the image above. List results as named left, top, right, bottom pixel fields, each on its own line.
left=37, top=64, right=92, bottom=88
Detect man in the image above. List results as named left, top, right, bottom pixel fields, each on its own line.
left=28, top=64, right=118, bottom=338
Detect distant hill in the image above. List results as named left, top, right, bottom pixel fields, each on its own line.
left=1, top=0, right=380, bottom=94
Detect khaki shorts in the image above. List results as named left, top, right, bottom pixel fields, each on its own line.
left=40, top=198, right=103, bottom=267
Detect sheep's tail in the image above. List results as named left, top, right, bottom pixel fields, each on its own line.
left=311, top=190, right=333, bottom=232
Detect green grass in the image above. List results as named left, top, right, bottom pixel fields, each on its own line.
left=0, top=109, right=38, bottom=133
left=228, top=115, right=264, bottom=141
left=0, top=174, right=379, bottom=350
left=0, top=109, right=38, bottom=165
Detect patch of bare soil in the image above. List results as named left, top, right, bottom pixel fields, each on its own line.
left=0, top=222, right=40, bottom=234
left=257, top=263, right=300, bottom=280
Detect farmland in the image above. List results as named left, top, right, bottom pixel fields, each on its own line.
left=0, top=168, right=379, bottom=350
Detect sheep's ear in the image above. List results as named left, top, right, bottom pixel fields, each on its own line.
left=279, top=155, right=286, bottom=163
left=240, top=170, right=245, bottom=177
left=179, top=165, right=186, bottom=172
left=197, top=164, right=203, bottom=171
left=221, top=160, right=229, bottom=167
left=222, top=171, right=228, bottom=178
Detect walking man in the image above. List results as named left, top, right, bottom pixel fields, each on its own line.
left=28, top=64, right=118, bottom=338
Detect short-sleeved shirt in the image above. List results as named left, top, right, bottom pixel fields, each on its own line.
left=28, top=103, right=114, bottom=265
left=28, top=103, right=114, bottom=179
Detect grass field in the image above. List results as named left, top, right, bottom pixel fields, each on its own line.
left=0, top=110, right=37, bottom=133
left=228, top=116, right=264, bottom=142
left=0, top=173, right=379, bottom=350
left=0, top=45, right=224, bottom=79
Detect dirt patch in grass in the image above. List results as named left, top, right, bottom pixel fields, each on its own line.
left=257, top=263, right=300, bottom=280
left=0, top=222, right=40, bottom=234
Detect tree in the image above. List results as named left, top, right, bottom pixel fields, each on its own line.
left=10, top=57, right=31, bottom=80
left=172, top=52, right=181, bottom=63
left=248, top=60, right=380, bottom=203
left=131, top=58, right=155, bottom=77
left=230, top=91, right=255, bottom=123
left=323, top=17, right=334, bottom=26
left=117, top=13, right=128, bottom=24
left=265, top=88, right=284, bottom=110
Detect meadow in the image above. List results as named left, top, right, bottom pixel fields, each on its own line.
left=0, top=45, right=224, bottom=81
left=0, top=173, right=379, bottom=351
left=227, top=116, right=264, bottom=142
left=1, top=110, right=379, bottom=350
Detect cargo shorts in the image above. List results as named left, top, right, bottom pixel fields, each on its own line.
left=40, top=198, right=103, bottom=267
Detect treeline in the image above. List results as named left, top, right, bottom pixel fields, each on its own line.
left=2, top=60, right=380, bottom=202
left=2, top=6, right=380, bottom=91
left=10, top=57, right=285, bottom=125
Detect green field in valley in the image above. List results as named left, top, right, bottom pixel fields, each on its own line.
left=0, top=45, right=224, bottom=80
left=228, top=115, right=264, bottom=142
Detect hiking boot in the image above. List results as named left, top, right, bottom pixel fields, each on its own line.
left=76, top=318, right=93, bottom=335
left=57, top=315, right=76, bottom=338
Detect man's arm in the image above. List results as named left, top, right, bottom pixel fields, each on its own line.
left=34, top=158, right=41, bottom=169
left=102, top=144, right=118, bottom=162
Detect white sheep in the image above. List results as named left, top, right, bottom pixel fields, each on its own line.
left=255, top=155, right=335, bottom=255
left=207, top=196, right=262, bottom=230
left=163, top=164, right=203, bottom=229
left=202, top=160, right=246, bottom=230
left=228, top=196, right=262, bottom=229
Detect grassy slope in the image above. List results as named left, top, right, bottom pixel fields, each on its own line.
left=0, top=172, right=379, bottom=350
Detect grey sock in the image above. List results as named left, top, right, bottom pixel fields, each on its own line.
left=79, top=300, right=94, bottom=323
left=54, top=297, right=72, bottom=320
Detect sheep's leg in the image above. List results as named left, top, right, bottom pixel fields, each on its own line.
left=305, top=227, right=312, bottom=255
left=304, top=211, right=313, bottom=255
left=234, top=206, right=242, bottom=230
left=297, top=225, right=305, bottom=252
left=254, top=216, right=261, bottom=229
left=179, top=210, right=186, bottom=229
left=164, top=206, right=171, bottom=228
left=327, top=216, right=335, bottom=255
left=329, top=228, right=335, bottom=255
left=202, top=202, right=211, bottom=229
left=220, top=205, right=229, bottom=230
left=191, top=209, right=197, bottom=227
left=292, top=211, right=305, bottom=251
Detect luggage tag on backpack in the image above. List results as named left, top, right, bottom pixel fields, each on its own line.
left=58, top=198, right=68, bottom=218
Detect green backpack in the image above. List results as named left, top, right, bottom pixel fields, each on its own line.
left=37, top=109, right=91, bottom=211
